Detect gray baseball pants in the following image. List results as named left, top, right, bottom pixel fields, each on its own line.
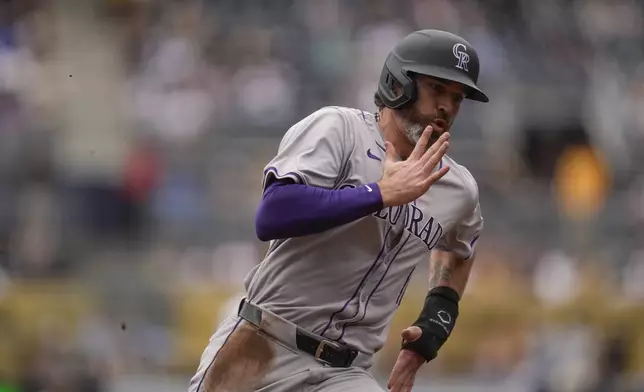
left=188, top=313, right=384, bottom=392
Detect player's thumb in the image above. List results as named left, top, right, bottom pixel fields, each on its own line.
left=401, top=326, right=423, bottom=343
left=384, top=141, right=397, bottom=162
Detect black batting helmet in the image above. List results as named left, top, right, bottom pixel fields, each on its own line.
left=377, top=29, right=489, bottom=109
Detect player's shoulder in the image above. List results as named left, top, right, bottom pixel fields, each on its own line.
left=304, top=105, right=375, bottom=126
left=279, top=106, right=370, bottom=147
left=280, top=106, right=348, bottom=140
left=443, top=155, right=480, bottom=204
left=289, top=106, right=374, bottom=139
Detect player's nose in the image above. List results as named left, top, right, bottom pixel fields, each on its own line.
left=437, top=98, right=455, bottom=116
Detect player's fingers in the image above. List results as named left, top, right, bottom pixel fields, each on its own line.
left=387, top=364, right=403, bottom=386
left=422, top=166, right=450, bottom=189
left=390, top=373, right=413, bottom=392
left=422, top=140, right=449, bottom=174
left=389, top=379, right=403, bottom=392
left=408, top=126, right=433, bottom=161
left=386, top=368, right=399, bottom=389
left=390, top=376, right=406, bottom=392
left=420, top=132, right=449, bottom=166
left=387, top=361, right=405, bottom=389
left=404, top=373, right=416, bottom=392
left=430, top=165, right=450, bottom=183
left=384, top=141, right=398, bottom=162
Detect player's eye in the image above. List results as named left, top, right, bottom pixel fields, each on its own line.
left=452, top=94, right=464, bottom=105
left=429, top=83, right=444, bottom=94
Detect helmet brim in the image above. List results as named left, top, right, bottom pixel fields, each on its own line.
left=403, top=64, right=489, bottom=103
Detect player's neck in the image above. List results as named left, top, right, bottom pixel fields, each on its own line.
left=377, top=108, right=414, bottom=160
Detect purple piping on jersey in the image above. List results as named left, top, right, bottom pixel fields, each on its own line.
left=470, top=234, right=480, bottom=246
left=465, top=234, right=480, bottom=260
left=463, top=235, right=481, bottom=260
left=195, top=318, right=242, bottom=392
left=360, top=111, right=367, bottom=122
left=319, top=226, right=393, bottom=337
left=375, top=141, right=386, bottom=152
left=337, top=232, right=412, bottom=341
left=396, top=266, right=416, bottom=306
left=263, top=166, right=306, bottom=187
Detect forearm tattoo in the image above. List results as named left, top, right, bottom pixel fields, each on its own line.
left=429, top=257, right=454, bottom=289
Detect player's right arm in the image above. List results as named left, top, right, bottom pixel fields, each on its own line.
left=256, top=110, right=449, bottom=241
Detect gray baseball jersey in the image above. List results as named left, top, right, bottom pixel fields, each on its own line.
left=244, top=105, right=482, bottom=359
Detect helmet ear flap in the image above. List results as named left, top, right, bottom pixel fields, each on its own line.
left=377, top=58, right=416, bottom=109
left=385, top=72, right=396, bottom=90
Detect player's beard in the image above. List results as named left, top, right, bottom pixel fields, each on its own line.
left=403, top=122, right=426, bottom=145
left=400, top=104, right=442, bottom=146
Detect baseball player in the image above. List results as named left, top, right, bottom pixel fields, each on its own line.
left=189, top=29, right=488, bottom=392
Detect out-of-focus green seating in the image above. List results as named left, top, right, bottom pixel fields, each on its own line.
left=167, top=283, right=241, bottom=373
left=0, top=279, right=95, bottom=382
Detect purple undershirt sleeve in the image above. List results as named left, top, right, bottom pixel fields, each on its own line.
left=255, top=180, right=384, bottom=241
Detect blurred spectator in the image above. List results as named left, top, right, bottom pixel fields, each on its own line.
left=622, top=250, right=644, bottom=302
left=131, top=3, right=216, bottom=146
left=533, top=249, right=581, bottom=307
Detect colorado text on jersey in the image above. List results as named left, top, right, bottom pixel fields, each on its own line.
left=373, top=204, right=443, bottom=250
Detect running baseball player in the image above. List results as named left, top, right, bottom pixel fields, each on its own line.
left=189, top=29, right=488, bottom=392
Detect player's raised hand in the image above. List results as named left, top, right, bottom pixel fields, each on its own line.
left=377, top=126, right=450, bottom=207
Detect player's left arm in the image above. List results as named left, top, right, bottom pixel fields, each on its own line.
left=387, top=249, right=478, bottom=392
left=388, top=188, right=482, bottom=391
left=428, top=248, right=475, bottom=297
left=401, top=196, right=482, bottom=363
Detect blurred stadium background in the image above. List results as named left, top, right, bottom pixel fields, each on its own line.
left=0, top=0, right=643, bottom=391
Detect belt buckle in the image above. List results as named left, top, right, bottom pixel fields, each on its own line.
left=314, top=340, right=339, bottom=366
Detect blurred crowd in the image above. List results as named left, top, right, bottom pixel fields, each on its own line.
left=0, top=0, right=643, bottom=391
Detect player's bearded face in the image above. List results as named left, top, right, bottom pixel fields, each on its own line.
left=401, top=104, right=445, bottom=146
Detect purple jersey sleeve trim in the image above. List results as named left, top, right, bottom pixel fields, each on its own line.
left=262, top=166, right=307, bottom=189
left=255, top=180, right=384, bottom=241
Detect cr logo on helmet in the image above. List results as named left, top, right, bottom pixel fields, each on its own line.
left=452, top=43, right=470, bottom=72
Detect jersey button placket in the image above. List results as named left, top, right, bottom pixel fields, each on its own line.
left=362, top=250, right=395, bottom=303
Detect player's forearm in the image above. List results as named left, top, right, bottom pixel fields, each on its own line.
left=428, top=250, right=474, bottom=298
left=402, top=250, right=472, bottom=362
left=255, top=180, right=383, bottom=241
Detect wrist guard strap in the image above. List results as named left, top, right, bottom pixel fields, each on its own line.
left=401, top=286, right=460, bottom=362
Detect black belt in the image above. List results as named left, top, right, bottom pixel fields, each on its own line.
left=238, top=299, right=359, bottom=368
